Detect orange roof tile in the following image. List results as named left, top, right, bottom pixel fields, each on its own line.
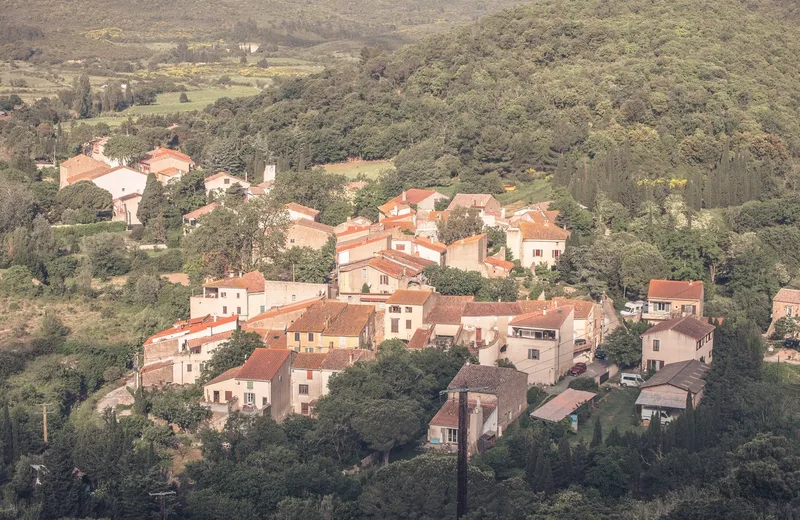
left=389, top=189, right=443, bottom=206
left=447, top=233, right=486, bottom=249
left=322, top=304, right=374, bottom=337
left=186, top=330, right=234, bottom=349
left=648, top=280, right=704, bottom=301
left=205, top=365, right=242, bottom=386
left=144, top=314, right=239, bottom=345
left=322, top=349, right=376, bottom=370
left=485, top=256, right=514, bottom=270
left=425, top=296, right=474, bottom=324
left=641, top=315, right=715, bottom=340
left=518, top=220, right=569, bottom=241
left=183, top=202, right=217, bottom=220
left=446, top=193, right=498, bottom=211
left=262, top=329, right=287, bottom=349
left=292, top=219, right=334, bottom=234
left=775, top=288, right=800, bottom=304
left=551, top=298, right=596, bottom=320
left=287, top=301, right=348, bottom=333
left=387, top=289, right=434, bottom=306
left=285, top=202, right=320, bottom=218
left=205, top=171, right=248, bottom=183
left=293, top=352, right=328, bottom=370
left=336, top=233, right=390, bottom=253
left=236, top=348, right=292, bottom=381
left=408, top=327, right=433, bottom=349
left=431, top=398, right=496, bottom=428
left=509, top=306, right=573, bottom=329
left=142, top=147, right=193, bottom=164
left=414, top=237, right=447, bottom=253
left=203, top=271, right=266, bottom=292
left=246, top=297, right=324, bottom=324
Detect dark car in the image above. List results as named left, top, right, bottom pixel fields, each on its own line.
left=784, top=338, right=800, bottom=349
left=594, top=349, right=607, bottom=360
left=569, top=362, right=587, bottom=376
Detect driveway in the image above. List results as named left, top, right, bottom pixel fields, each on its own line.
left=546, top=359, right=615, bottom=395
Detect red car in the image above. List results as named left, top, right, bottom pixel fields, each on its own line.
left=569, top=362, right=587, bottom=376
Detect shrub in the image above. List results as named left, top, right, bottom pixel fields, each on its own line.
left=569, top=376, right=599, bottom=391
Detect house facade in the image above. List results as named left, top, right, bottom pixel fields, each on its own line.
left=642, top=280, right=704, bottom=324
left=506, top=306, right=574, bottom=385
left=139, top=147, right=194, bottom=178
left=286, top=300, right=376, bottom=353
left=768, top=288, right=800, bottom=335
left=285, top=202, right=320, bottom=222
left=635, top=360, right=710, bottom=424
left=338, top=250, right=433, bottom=295
left=506, top=218, right=569, bottom=270
left=290, top=350, right=376, bottom=415
left=204, top=172, right=251, bottom=197
left=445, top=233, right=488, bottom=274
left=641, top=316, right=715, bottom=372
left=59, top=154, right=109, bottom=188
left=384, top=290, right=437, bottom=342
left=286, top=219, right=334, bottom=249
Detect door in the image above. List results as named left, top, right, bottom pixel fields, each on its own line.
left=213, top=391, right=220, bottom=403
left=476, top=328, right=482, bottom=342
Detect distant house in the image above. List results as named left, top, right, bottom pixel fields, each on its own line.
left=336, top=232, right=392, bottom=265
left=413, top=237, right=448, bottom=265
left=85, top=165, right=148, bottom=201
left=641, top=315, right=715, bottom=372
left=286, top=300, right=376, bottom=352
left=483, top=254, right=514, bottom=279
left=204, top=172, right=251, bottom=197
left=182, top=202, right=218, bottom=229
left=245, top=297, right=324, bottom=331
left=172, top=330, right=235, bottom=385
left=445, top=233, right=488, bottom=274
left=506, top=306, right=575, bottom=384
left=552, top=298, right=603, bottom=351
left=59, top=154, right=109, bottom=189
left=642, top=280, right=704, bottom=324
left=446, top=194, right=502, bottom=217
left=428, top=364, right=527, bottom=454
left=378, top=189, right=448, bottom=221
left=286, top=219, right=334, bottom=250
left=338, top=249, right=434, bottom=295
left=291, top=349, right=376, bottom=416
left=635, top=360, right=710, bottom=424
left=506, top=214, right=569, bottom=270
left=768, top=288, right=800, bottom=336
left=384, top=290, right=437, bottom=342
left=285, top=202, right=320, bottom=222
left=202, top=348, right=294, bottom=422
left=113, top=192, right=142, bottom=227
left=531, top=388, right=596, bottom=429
left=139, top=147, right=194, bottom=179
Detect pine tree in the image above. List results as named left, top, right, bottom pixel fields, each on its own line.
left=645, top=410, right=662, bottom=460
left=137, top=173, right=167, bottom=227
left=605, top=426, right=622, bottom=447
left=39, top=430, right=87, bottom=520
left=571, top=442, right=589, bottom=483
left=537, top=455, right=555, bottom=495
left=555, top=437, right=572, bottom=487
left=525, top=443, right=540, bottom=486
left=590, top=416, right=603, bottom=448
left=11, top=412, right=20, bottom=462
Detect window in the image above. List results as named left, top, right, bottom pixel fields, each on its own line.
left=121, top=187, right=125, bottom=192
left=304, top=347, right=314, bottom=353
left=405, top=307, right=413, bottom=313
left=308, top=332, right=314, bottom=341
left=224, top=178, right=230, bottom=185
left=518, top=329, right=556, bottom=340
left=236, top=293, right=240, bottom=299
left=291, top=294, right=296, bottom=302
left=222, top=306, right=227, bottom=314
left=294, top=332, right=300, bottom=342
left=306, top=370, right=313, bottom=380
left=236, top=307, right=241, bottom=315
left=298, top=384, right=309, bottom=395
left=221, top=292, right=227, bottom=298
left=247, top=381, right=253, bottom=390
left=653, top=339, right=660, bottom=352
left=397, top=244, right=405, bottom=251
left=244, top=392, right=255, bottom=405
left=301, top=403, right=309, bottom=415
left=552, top=250, right=560, bottom=259
left=389, top=306, right=401, bottom=313
left=260, top=305, right=265, bottom=313
left=787, top=305, right=794, bottom=317
left=186, top=364, right=192, bottom=372
left=391, top=318, right=399, bottom=333
left=446, top=428, right=458, bottom=443
left=290, top=238, right=295, bottom=243
left=406, top=320, right=412, bottom=330
left=534, top=249, right=543, bottom=257
left=527, top=349, right=540, bottom=360
left=199, top=363, right=206, bottom=372
left=380, top=275, right=389, bottom=284
left=361, top=268, right=367, bottom=279
left=653, top=302, right=669, bottom=312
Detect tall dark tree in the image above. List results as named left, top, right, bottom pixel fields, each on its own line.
left=590, top=416, right=603, bottom=448
left=137, top=173, right=167, bottom=226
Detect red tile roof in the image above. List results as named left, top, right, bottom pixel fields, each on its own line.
left=183, top=202, right=217, bottom=220
left=263, top=329, right=287, bottom=349
left=144, top=314, right=239, bottom=345
left=205, top=365, right=242, bottom=386
left=640, top=315, right=715, bottom=340
left=425, top=296, right=475, bottom=324
left=647, top=280, right=704, bottom=301
left=236, top=348, right=292, bottom=381
left=246, top=297, right=324, bottom=324
left=336, top=233, right=390, bottom=253
left=447, top=233, right=486, bottom=249
left=186, top=330, right=234, bottom=349
left=292, top=219, right=334, bottom=234
left=287, top=301, right=348, bottom=333
left=322, top=349, right=376, bottom=370
left=518, top=220, right=569, bottom=241
left=462, top=302, right=523, bottom=317
left=484, top=256, right=514, bottom=271
left=293, top=352, right=328, bottom=370
left=203, top=271, right=266, bottom=292
left=430, top=398, right=497, bottom=428
left=414, top=237, right=447, bottom=253
left=142, top=147, right=193, bottom=164
left=509, top=306, right=573, bottom=329
left=387, top=290, right=434, bottom=306
left=551, top=298, right=597, bottom=320
left=408, top=327, right=433, bottom=349
left=60, top=154, right=108, bottom=175
left=205, top=171, right=247, bottom=184
left=775, top=288, right=800, bottom=304
left=446, top=193, right=498, bottom=211
left=322, top=304, right=374, bottom=337
left=285, top=202, right=320, bottom=218
left=389, top=189, right=444, bottom=206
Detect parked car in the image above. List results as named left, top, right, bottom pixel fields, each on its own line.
left=620, top=300, right=645, bottom=318
left=619, top=373, right=645, bottom=387
left=594, top=348, right=607, bottom=360
left=784, top=338, right=800, bottom=349
left=569, top=362, right=587, bottom=376
left=574, top=338, right=587, bottom=347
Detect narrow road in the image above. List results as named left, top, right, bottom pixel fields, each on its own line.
left=602, top=294, right=622, bottom=338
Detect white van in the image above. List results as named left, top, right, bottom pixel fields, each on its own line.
left=619, top=373, right=645, bottom=387
left=641, top=408, right=673, bottom=424
left=620, top=300, right=645, bottom=317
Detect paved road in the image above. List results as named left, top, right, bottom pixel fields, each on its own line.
left=546, top=359, right=615, bottom=395
left=602, top=295, right=622, bottom=338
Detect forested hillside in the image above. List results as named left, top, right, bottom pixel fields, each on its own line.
left=202, top=0, right=800, bottom=198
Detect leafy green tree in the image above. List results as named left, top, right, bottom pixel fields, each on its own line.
left=436, top=206, right=483, bottom=245
left=71, top=74, right=92, bottom=118
left=205, top=331, right=265, bottom=380
left=352, top=398, right=422, bottom=466
left=0, top=265, right=39, bottom=297
left=179, top=92, right=190, bottom=103
left=619, top=242, right=668, bottom=298
left=137, top=172, right=167, bottom=226
left=0, top=177, right=36, bottom=233
left=104, top=135, right=149, bottom=165
left=271, top=168, right=348, bottom=217
left=55, top=181, right=113, bottom=223
left=423, top=264, right=484, bottom=296
left=81, top=232, right=130, bottom=276
left=602, top=321, right=650, bottom=367
left=204, top=136, right=246, bottom=175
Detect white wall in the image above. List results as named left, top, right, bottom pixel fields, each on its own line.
left=92, top=167, right=147, bottom=200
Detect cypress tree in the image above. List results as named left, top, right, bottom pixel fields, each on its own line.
left=137, top=172, right=167, bottom=227
left=571, top=442, right=589, bottom=483
left=525, top=443, right=540, bottom=486
left=39, top=431, right=87, bottom=520
left=556, top=437, right=572, bottom=487
left=11, top=413, right=20, bottom=462
left=537, top=455, right=555, bottom=495
left=646, top=410, right=662, bottom=460
left=605, top=426, right=623, bottom=447
left=684, top=392, right=696, bottom=453
left=590, top=416, right=603, bottom=448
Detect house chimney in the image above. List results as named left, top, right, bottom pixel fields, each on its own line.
left=501, top=208, right=506, bottom=219
left=402, top=191, right=407, bottom=202
left=542, top=308, right=547, bottom=315
left=476, top=396, right=481, bottom=408
left=213, top=314, right=218, bottom=322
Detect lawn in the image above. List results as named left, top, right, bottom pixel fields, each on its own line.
left=574, top=387, right=640, bottom=444
left=763, top=361, right=800, bottom=385
left=497, top=179, right=554, bottom=206
left=322, top=159, right=395, bottom=179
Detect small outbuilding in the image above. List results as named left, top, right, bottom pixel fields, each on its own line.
left=531, top=388, right=597, bottom=430
left=635, top=359, right=710, bottom=424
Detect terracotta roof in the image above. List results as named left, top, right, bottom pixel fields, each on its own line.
left=426, top=296, right=475, bottom=324
left=430, top=398, right=497, bottom=428
left=205, top=365, right=242, bottom=386
left=413, top=237, right=447, bottom=253
left=389, top=189, right=444, bottom=206
left=518, top=219, right=569, bottom=241
left=462, top=302, right=522, bottom=317
left=368, top=257, right=411, bottom=279
left=336, top=233, right=390, bottom=253
left=448, top=364, right=527, bottom=394
left=144, top=314, right=238, bottom=345
left=322, top=304, right=374, bottom=337
left=447, top=233, right=486, bottom=249
left=551, top=298, right=596, bottom=320
left=408, top=327, right=433, bottom=349
left=292, top=219, right=334, bottom=234
left=640, top=360, right=710, bottom=394
left=641, top=315, right=715, bottom=340
left=531, top=389, right=596, bottom=422
left=509, top=306, right=573, bottom=329
left=285, top=202, right=320, bottom=218
left=446, top=193, right=498, bottom=211
left=248, top=186, right=267, bottom=196
left=141, top=360, right=173, bottom=374
left=336, top=224, right=372, bottom=238
left=484, top=256, right=514, bottom=271
left=387, top=290, right=434, bottom=306
left=203, top=271, right=266, bottom=292
left=71, top=164, right=137, bottom=183
left=60, top=154, right=108, bottom=175
left=263, top=329, right=287, bottom=349
left=116, top=192, right=142, bottom=202
left=236, top=348, right=292, bottom=381
left=142, top=147, right=193, bottom=164
left=183, top=202, right=217, bottom=220
left=293, top=352, right=328, bottom=370
left=287, top=301, right=348, bottom=333
left=205, top=171, right=248, bottom=184
left=186, top=330, right=234, bottom=349
left=158, top=167, right=182, bottom=176
left=382, top=219, right=416, bottom=233
left=379, top=249, right=435, bottom=271
left=323, top=349, right=376, bottom=370
left=647, top=280, right=704, bottom=301
left=245, top=296, right=324, bottom=324
left=377, top=199, right=413, bottom=216
left=774, top=288, right=800, bottom=304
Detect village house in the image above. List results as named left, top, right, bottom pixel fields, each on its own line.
left=506, top=306, right=575, bottom=385
left=506, top=214, right=569, bottom=270
left=286, top=300, right=376, bottom=353
left=290, top=349, right=376, bottom=416
left=378, top=188, right=448, bottom=222
left=337, top=249, right=434, bottom=294
left=445, top=233, right=488, bottom=274
left=172, top=330, right=235, bottom=385
left=531, top=388, right=597, bottom=430
left=244, top=297, right=324, bottom=331
left=768, top=288, right=800, bottom=335
left=139, top=147, right=194, bottom=179
left=286, top=219, right=334, bottom=250
left=428, top=364, right=527, bottom=454
left=446, top=193, right=502, bottom=215
left=552, top=298, right=603, bottom=352
left=384, top=290, right=437, bottom=342
left=336, top=232, right=392, bottom=265
left=636, top=359, right=710, bottom=424
left=285, top=202, right=320, bottom=222
left=421, top=295, right=475, bottom=347
left=190, top=271, right=328, bottom=320
left=640, top=316, right=715, bottom=372
left=113, top=192, right=142, bottom=226
left=204, top=172, right=251, bottom=197
left=413, top=237, right=448, bottom=265
left=483, top=254, right=515, bottom=279
left=86, top=165, right=148, bottom=201
left=85, top=136, right=119, bottom=167
left=182, top=202, right=217, bottom=229
left=59, top=154, right=109, bottom=188
left=460, top=302, right=525, bottom=365
left=642, top=279, right=704, bottom=324
left=415, top=210, right=450, bottom=240
left=202, top=348, right=294, bottom=422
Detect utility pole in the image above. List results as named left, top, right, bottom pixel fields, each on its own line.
left=149, top=491, right=176, bottom=520
left=35, top=404, right=54, bottom=444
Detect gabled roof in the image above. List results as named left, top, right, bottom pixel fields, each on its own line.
left=141, top=147, right=193, bottom=164
left=430, top=398, right=497, bottom=428
left=322, top=304, right=374, bottom=337
left=408, top=327, right=433, bottom=349
left=413, top=236, right=447, bottom=253
left=551, top=298, right=597, bottom=320
left=387, top=290, right=434, bottom=306
left=647, top=279, right=704, bottom=301
left=144, top=314, right=239, bottom=345
left=203, top=271, right=266, bottom=292
left=446, top=193, right=498, bottom=211
left=641, top=315, right=715, bottom=340
left=509, top=306, right=573, bottom=329
left=484, top=256, right=514, bottom=271
left=287, top=301, right=348, bottom=333
left=640, top=360, right=710, bottom=394
left=291, top=219, right=334, bottom=234
left=447, top=233, right=487, bottom=249
left=462, top=302, right=522, bottom=317
left=245, top=296, right=324, bottom=324
left=368, top=257, right=416, bottom=278
left=531, top=389, right=596, bottom=422
left=74, top=164, right=144, bottom=183
left=377, top=199, right=413, bottom=216
left=336, top=232, right=390, bottom=253
left=158, top=166, right=182, bottom=176
left=205, top=171, right=248, bottom=184
left=236, top=348, right=292, bottom=381
left=448, top=364, right=527, bottom=394
left=263, top=329, right=287, bottom=349
left=205, top=365, right=242, bottom=386
left=425, top=296, right=475, bottom=324
left=183, top=202, right=217, bottom=220
left=186, top=330, right=234, bottom=349
left=285, top=202, right=320, bottom=219
left=517, top=219, right=569, bottom=241
left=293, top=352, right=328, bottom=370
left=389, top=189, right=444, bottom=206
left=379, top=249, right=435, bottom=273
left=61, top=154, right=108, bottom=174
left=774, top=288, right=800, bottom=304
left=322, top=349, right=376, bottom=370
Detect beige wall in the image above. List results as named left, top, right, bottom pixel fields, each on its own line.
left=143, top=339, right=180, bottom=365
left=642, top=329, right=713, bottom=371
left=384, top=299, right=435, bottom=341
left=190, top=287, right=249, bottom=319
left=446, top=235, right=488, bottom=274
left=340, top=266, right=403, bottom=294
left=291, top=368, right=325, bottom=415
left=521, top=238, right=564, bottom=269
left=146, top=156, right=192, bottom=175
left=287, top=223, right=330, bottom=249
left=113, top=196, right=141, bottom=226
left=142, top=363, right=173, bottom=387
left=287, top=330, right=325, bottom=352
left=268, top=359, right=292, bottom=421
left=769, top=298, right=800, bottom=335
left=205, top=176, right=251, bottom=196
left=644, top=298, right=704, bottom=323
left=505, top=311, right=574, bottom=385
left=337, top=235, right=391, bottom=264
left=93, top=167, right=147, bottom=200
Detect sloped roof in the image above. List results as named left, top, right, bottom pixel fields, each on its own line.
left=263, top=329, right=287, bottom=349
left=408, top=327, right=433, bottom=349
left=446, top=193, right=498, bottom=211
left=186, top=330, right=234, bottom=349
left=640, top=359, right=710, bottom=394
left=322, top=304, right=374, bottom=337
left=647, top=279, right=704, bottom=301
left=509, top=306, right=573, bottom=329
left=287, top=301, right=348, bottom=333
left=413, top=236, right=447, bottom=253
left=447, top=233, right=487, bottom=249
left=293, top=353, right=328, bottom=370
left=144, top=314, right=238, bottom=345
left=285, top=202, right=320, bottom=218
left=205, top=365, right=242, bottom=386
left=236, top=348, right=292, bottom=381
left=336, top=232, right=390, bottom=253
left=387, top=289, right=434, bottom=306
left=518, top=220, right=569, bottom=241
left=484, top=256, right=514, bottom=271
left=205, top=171, right=248, bottom=184
left=142, top=147, right=193, bottom=164
left=61, top=154, right=108, bottom=175
left=448, top=364, right=527, bottom=393
left=430, top=398, right=497, bottom=428
left=380, top=249, right=435, bottom=269
left=425, top=296, right=475, bottom=324
left=462, top=302, right=522, bottom=317
left=641, top=316, right=715, bottom=340
left=203, top=271, right=266, bottom=292
left=245, top=296, right=324, bottom=324
left=72, top=164, right=147, bottom=183
left=531, top=389, right=596, bottom=422
left=322, top=349, right=376, bottom=370
left=183, top=202, right=217, bottom=220
left=292, top=219, right=334, bottom=234
left=551, top=298, right=597, bottom=320
left=389, top=188, right=444, bottom=206
left=774, top=288, right=800, bottom=304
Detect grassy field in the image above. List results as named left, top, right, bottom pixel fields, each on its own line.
left=497, top=179, right=554, bottom=206
left=574, top=387, right=640, bottom=444
left=763, top=361, right=800, bottom=385
left=322, top=159, right=395, bottom=179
